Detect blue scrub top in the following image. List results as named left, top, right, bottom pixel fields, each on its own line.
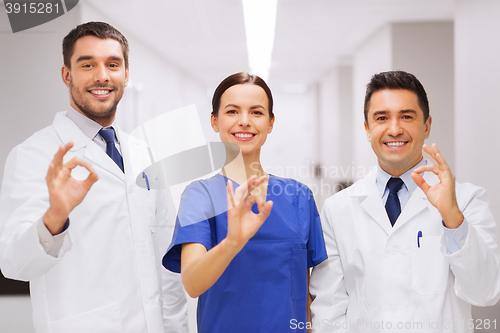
left=163, top=174, right=327, bottom=333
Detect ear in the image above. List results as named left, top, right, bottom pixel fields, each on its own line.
left=211, top=114, right=219, bottom=133
left=268, top=116, right=275, bottom=134
left=364, top=121, right=371, bottom=142
left=424, top=116, right=432, bottom=139
left=61, top=65, right=71, bottom=88
left=124, top=66, right=129, bottom=87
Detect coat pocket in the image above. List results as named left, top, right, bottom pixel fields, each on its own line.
left=51, top=302, right=122, bottom=333
left=411, top=236, right=450, bottom=295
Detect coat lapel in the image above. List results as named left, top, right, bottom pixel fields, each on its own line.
left=351, top=168, right=393, bottom=235
left=393, top=189, right=428, bottom=231
left=392, top=162, right=440, bottom=231
left=350, top=163, right=440, bottom=235
left=361, top=186, right=393, bottom=235
left=53, top=111, right=89, bottom=151
left=53, top=112, right=125, bottom=182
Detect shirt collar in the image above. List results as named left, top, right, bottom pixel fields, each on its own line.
left=376, top=158, right=426, bottom=196
left=66, top=107, right=119, bottom=143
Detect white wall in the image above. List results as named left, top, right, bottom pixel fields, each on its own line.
left=0, top=296, right=35, bottom=333
left=317, top=66, right=353, bottom=208
left=261, top=88, right=319, bottom=191
left=0, top=3, right=81, bottom=183
left=392, top=21, right=455, bottom=171
left=455, top=0, right=500, bottom=330
left=352, top=24, right=393, bottom=173
left=78, top=4, right=211, bottom=136
left=455, top=0, right=500, bottom=209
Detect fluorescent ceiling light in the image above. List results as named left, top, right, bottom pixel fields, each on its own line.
left=242, top=0, right=278, bottom=82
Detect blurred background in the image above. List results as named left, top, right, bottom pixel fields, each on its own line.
left=1, top=0, right=499, bottom=332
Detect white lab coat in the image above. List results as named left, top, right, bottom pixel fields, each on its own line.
left=310, top=167, right=500, bottom=333
left=0, top=112, right=188, bottom=333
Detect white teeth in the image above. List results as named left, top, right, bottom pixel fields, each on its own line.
left=386, top=142, right=406, bottom=147
left=90, top=90, right=110, bottom=95
left=234, top=133, right=254, bottom=138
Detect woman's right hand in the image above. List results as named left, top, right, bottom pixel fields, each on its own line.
left=224, top=176, right=273, bottom=252
left=181, top=176, right=273, bottom=298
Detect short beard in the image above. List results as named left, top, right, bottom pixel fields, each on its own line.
left=69, top=80, right=121, bottom=125
left=72, top=96, right=118, bottom=125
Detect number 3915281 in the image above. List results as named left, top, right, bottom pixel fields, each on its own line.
left=5, top=2, right=60, bottom=14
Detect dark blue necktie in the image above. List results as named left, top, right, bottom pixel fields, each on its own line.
left=385, top=177, right=404, bottom=226
left=99, top=127, right=124, bottom=172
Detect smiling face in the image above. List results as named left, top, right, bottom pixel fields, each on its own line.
left=211, top=83, right=274, bottom=159
left=364, top=89, right=432, bottom=177
left=61, top=36, right=129, bottom=126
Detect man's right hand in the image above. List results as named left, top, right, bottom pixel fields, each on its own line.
left=43, top=142, right=99, bottom=235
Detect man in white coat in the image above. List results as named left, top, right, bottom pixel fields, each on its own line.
left=0, top=22, right=188, bottom=332
left=310, top=71, right=500, bottom=332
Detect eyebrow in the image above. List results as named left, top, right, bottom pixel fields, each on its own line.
left=372, top=109, right=417, bottom=118
left=75, top=55, right=124, bottom=63
left=224, top=104, right=265, bottom=109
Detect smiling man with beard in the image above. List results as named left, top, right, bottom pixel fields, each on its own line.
left=0, top=22, right=188, bottom=333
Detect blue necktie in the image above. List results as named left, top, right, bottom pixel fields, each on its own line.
left=385, top=177, right=404, bottom=226
left=99, top=127, right=124, bottom=172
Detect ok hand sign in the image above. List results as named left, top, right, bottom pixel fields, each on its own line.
left=225, top=175, right=273, bottom=252
left=411, top=143, right=464, bottom=228
left=43, top=142, right=99, bottom=235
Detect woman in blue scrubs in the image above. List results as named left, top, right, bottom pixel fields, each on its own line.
left=163, top=72, right=327, bottom=332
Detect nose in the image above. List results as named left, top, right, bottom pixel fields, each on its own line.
left=387, top=118, right=403, bottom=136
left=94, top=64, right=110, bottom=84
left=238, top=112, right=251, bottom=127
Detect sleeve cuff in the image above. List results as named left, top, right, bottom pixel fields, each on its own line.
left=37, top=218, right=71, bottom=258
left=441, top=219, right=469, bottom=255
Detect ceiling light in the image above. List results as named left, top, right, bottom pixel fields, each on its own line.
left=242, top=0, right=278, bottom=82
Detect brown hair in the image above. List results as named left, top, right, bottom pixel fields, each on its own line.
left=212, top=72, right=274, bottom=118
left=62, top=21, right=129, bottom=69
